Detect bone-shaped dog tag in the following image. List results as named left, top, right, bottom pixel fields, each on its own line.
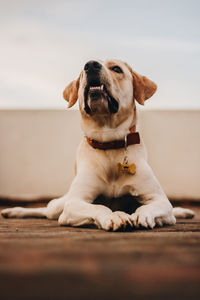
left=117, top=163, right=136, bottom=175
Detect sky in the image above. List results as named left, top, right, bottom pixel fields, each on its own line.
left=0, top=0, right=200, bottom=109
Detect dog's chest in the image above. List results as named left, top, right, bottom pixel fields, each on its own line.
left=104, top=155, right=137, bottom=198
left=105, top=173, right=136, bottom=198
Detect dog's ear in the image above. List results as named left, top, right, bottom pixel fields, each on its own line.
left=63, top=76, right=80, bottom=108
left=131, top=70, right=157, bottom=105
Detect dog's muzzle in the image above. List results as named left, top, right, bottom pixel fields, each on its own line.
left=84, top=60, right=119, bottom=115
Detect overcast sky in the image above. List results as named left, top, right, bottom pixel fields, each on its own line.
left=0, top=0, right=200, bottom=109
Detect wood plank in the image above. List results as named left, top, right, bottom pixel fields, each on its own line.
left=0, top=205, right=200, bottom=300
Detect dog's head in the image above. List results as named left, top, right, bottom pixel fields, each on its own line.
left=63, top=59, right=157, bottom=135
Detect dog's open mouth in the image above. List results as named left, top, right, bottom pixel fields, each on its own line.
left=84, top=81, right=119, bottom=114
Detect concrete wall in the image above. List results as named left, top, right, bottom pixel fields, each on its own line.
left=0, top=109, right=199, bottom=201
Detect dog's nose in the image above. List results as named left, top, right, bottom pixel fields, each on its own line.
left=84, top=60, right=102, bottom=73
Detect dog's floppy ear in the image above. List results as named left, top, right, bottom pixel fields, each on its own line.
left=131, top=70, right=157, bottom=105
left=63, top=76, right=80, bottom=108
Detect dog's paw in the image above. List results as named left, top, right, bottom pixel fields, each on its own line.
left=131, top=209, right=155, bottom=229
left=1, top=207, right=25, bottom=218
left=95, top=211, right=133, bottom=231
left=131, top=206, right=176, bottom=229
left=172, top=207, right=195, bottom=219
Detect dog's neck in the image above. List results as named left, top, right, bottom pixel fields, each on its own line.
left=82, top=120, right=136, bottom=142
left=81, top=108, right=137, bottom=143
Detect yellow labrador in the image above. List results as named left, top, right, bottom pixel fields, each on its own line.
left=1, top=59, right=194, bottom=230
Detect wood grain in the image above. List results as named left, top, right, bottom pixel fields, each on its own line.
left=0, top=204, right=200, bottom=300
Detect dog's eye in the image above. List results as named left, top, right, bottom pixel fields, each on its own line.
left=110, top=66, right=123, bottom=73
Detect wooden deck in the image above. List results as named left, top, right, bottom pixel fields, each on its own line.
left=0, top=203, right=200, bottom=300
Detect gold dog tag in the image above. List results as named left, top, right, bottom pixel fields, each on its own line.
left=117, top=163, right=136, bottom=175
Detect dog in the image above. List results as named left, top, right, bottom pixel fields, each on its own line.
left=1, top=59, right=194, bottom=230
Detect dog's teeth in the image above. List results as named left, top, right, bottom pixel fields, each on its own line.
left=90, top=86, right=101, bottom=90
left=100, top=85, right=104, bottom=90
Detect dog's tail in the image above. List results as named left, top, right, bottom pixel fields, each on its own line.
left=172, top=207, right=195, bottom=219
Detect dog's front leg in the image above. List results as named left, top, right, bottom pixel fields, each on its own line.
left=58, top=172, right=133, bottom=231
left=131, top=196, right=176, bottom=229
left=130, top=162, right=176, bottom=229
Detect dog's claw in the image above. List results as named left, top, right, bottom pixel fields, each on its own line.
left=96, top=211, right=133, bottom=231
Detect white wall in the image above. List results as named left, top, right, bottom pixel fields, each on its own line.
left=0, top=109, right=199, bottom=201
left=138, top=110, right=200, bottom=200
left=0, top=110, right=82, bottom=200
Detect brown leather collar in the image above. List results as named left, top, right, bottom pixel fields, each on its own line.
left=86, top=132, right=140, bottom=150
